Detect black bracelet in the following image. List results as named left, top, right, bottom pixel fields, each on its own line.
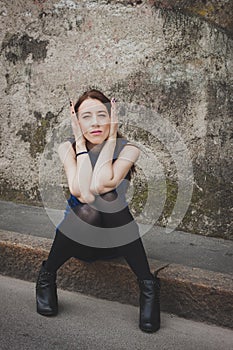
left=76, top=151, right=88, bottom=158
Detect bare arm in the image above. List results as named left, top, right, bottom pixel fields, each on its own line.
left=58, top=100, right=95, bottom=204
left=90, top=138, right=116, bottom=193
left=58, top=141, right=95, bottom=203
left=90, top=143, right=140, bottom=194
left=90, top=98, right=117, bottom=194
left=90, top=98, right=140, bottom=194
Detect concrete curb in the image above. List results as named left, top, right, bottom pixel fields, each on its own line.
left=0, top=229, right=232, bottom=330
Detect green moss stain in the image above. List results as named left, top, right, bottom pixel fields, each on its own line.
left=128, top=166, right=232, bottom=240
left=128, top=169, right=178, bottom=222
left=188, top=4, right=215, bottom=17
left=16, top=111, right=57, bottom=158
left=162, top=178, right=178, bottom=219
left=129, top=173, right=148, bottom=216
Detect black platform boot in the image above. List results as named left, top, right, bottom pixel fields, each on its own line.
left=36, top=260, right=58, bottom=316
left=137, top=273, right=161, bottom=333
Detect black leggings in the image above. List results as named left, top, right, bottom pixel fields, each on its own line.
left=45, top=191, right=154, bottom=280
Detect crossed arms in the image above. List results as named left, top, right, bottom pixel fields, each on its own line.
left=58, top=139, right=140, bottom=204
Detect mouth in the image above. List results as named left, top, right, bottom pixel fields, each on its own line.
left=90, top=130, right=103, bottom=135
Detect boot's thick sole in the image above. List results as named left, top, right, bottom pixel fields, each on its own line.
left=139, top=322, right=160, bottom=333
left=36, top=290, right=58, bottom=317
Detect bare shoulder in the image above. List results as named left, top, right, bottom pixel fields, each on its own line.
left=118, top=142, right=141, bottom=162
left=58, top=140, right=73, bottom=154
left=124, top=141, right=140, bottom=150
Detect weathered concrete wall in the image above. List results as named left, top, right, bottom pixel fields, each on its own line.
left=0, top=0, right=232, bottom=239
left=152, top=0, right=233, bottom=37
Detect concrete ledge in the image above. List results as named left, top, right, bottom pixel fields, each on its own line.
left=0, top=229, right=232, bottom=330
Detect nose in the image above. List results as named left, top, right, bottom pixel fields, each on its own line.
left=91, top=114, right=99, bottom=125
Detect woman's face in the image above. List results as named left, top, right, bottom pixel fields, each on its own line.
left=77, top=98, right=111, bottom=145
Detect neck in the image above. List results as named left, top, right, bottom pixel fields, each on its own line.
left=86, top=140, right=104, bottom=153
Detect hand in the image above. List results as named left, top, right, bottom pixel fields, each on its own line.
left=70, top=100, right=86, bottom=147
left=108, top=98, right=118, bottom=140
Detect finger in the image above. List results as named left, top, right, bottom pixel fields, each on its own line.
left=70, top=100, right=75, bottom=116
left=111, top=98, right=117, bottom=120
left=113, top=105, right=118, bottom=124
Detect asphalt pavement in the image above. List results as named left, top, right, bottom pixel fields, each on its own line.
left=1, top=274, right=232, bottom=350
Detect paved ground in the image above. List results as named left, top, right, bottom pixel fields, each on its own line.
left=0, top=199, right=233, bottom=275
left=0, top=274, right=232, bottom=350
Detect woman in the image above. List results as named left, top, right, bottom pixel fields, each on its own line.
left=36, top=89, right=161, bottom=333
